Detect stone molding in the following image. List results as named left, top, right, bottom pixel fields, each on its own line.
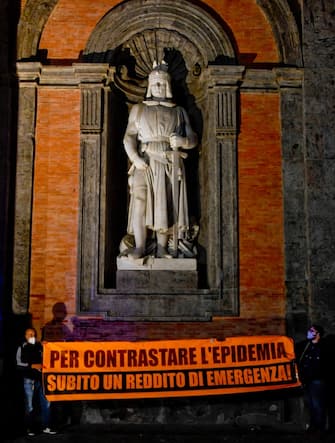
left=16, top=62, right=303, bottom=90
left=83, top=0, right=236, bottom=68
left=274, top=68, right=304, bottom=89
left=17, top=0, right=58, bottom=60
left=17, top=62, right=113, bottom=86
left=256, top=0, right=302, bottom=66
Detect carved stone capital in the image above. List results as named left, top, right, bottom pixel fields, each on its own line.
left=241, top=69, right=277, bottom=91
left=80, top=87, right=103, bottom=133
left=206, top=66, right=245, bottom=87
left=274, top=67, right=304, bottom=89
left=74, top=63, right=113, bottom=85
left=16, top=61, right=42, bottom=84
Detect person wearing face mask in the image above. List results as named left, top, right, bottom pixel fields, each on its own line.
left=296, top=324, right=330, bottom=435
left=16, top=327, right=57, bottom=436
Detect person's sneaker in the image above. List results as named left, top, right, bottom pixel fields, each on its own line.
left=27, top=430, right=35, bottom=437
left=42, top=427, right=57, bottom=435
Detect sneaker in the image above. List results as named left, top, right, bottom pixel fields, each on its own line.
left=27, top=430, right=35, bottom=437
left=42, top=427, right=57, bottom=435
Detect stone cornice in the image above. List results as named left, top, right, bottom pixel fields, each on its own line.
left=274, top=67, right=304, bottom=88
left=206, top=66, right=245, bottom=87
left=16, top=62, right=114, bottom=86
left=17, top=62, right=304, bottom=91
left=207, top=65, right=303, bottom=91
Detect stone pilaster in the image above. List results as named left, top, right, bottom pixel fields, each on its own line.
left=206, top=66, right=244, bottom=313
left=274, top=68, right=307, bottom=335
left=76, top=64, right=111, bottom=311
left=12, top=62, right=40, bottom=314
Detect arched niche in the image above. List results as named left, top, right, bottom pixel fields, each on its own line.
left=77, top=0, right=242, bottom=320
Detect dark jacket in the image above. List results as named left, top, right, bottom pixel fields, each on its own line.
left=295, top=338, right=331, bottom=385
left=16, top=341, right=43, bottom=381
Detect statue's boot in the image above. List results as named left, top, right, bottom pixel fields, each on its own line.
left=156, top=244, right=172, bottom=259
left=128, top=247, right=144, bottom=259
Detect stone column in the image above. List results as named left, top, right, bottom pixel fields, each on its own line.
left=206, top=66, right=244, bottom=311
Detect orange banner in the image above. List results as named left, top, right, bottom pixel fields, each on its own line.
left=42, top=336, right=301, bottom=401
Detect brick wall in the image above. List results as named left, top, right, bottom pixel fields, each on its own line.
left=30, top=88, right=80, bottom=330
left=28, top=0, right=285, bottom=340
left=238, top=92, right=285, bottom=319
left=39, top=0, right=278, bottom=64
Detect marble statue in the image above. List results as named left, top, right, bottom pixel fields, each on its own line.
left=120, top=61, right=198, bottom=259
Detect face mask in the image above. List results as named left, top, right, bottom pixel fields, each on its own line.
left=307, top=330, right=316, bottom=340
left=28, top=337, right=36, bottom=345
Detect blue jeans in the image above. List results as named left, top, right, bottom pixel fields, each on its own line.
left=305, top=379, right=327, bottom=431
left=23, top=378, right=51, bottom=429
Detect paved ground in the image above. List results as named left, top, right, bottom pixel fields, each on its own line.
left=3, top=424, right=334, bottom=443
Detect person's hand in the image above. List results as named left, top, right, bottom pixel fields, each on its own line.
left=133, top=156, right=148, bottom=170
left=170, top=133, right=186, bottom=150
left=32, top=363, right=42, bottom=371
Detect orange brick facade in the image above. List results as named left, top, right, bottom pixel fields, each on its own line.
left=238, top=93, right=284, bottom=319
left=39, top=0, right=278, bottom=64
left=27, top=1, right=285, bottom=338
left=30, top=89, right=80, bottom=328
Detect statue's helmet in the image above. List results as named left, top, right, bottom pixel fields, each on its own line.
left=146, top=60, right=173, bottom=99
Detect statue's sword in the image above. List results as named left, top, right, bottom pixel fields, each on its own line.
left=168, top=149, right=188, bottom=257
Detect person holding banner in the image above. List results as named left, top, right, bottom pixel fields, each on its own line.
left=16, top=327, right=57, bottom=436
left=297, top=324, right=331, bottom=435
left=121, top=60, right=198, bottom=259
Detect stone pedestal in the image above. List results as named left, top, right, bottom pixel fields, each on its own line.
left=116, top=257, right=197, bottom=291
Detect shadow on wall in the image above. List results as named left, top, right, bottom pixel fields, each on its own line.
left=42, top=302, right=74, bottom=341
left=42, top=302, right=83, bottom=428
